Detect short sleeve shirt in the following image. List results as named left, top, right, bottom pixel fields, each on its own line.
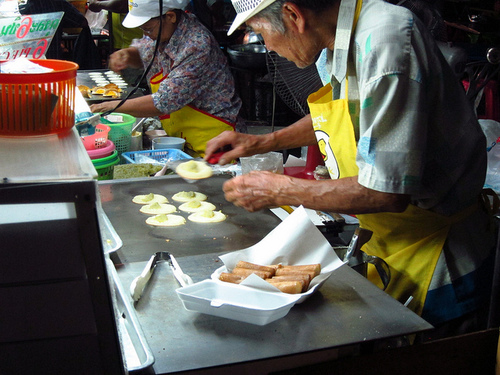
left=131, top=12, right=241, bottom=124
left=318, top=0, right=487, bottom=216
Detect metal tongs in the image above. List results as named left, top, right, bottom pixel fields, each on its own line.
left=130, top=251, right=169, bottom=302
left=167, top=253, right=194, bottom=287
left=129, top=251, right=193, bottom=303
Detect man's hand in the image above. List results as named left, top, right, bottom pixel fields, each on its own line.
left=205, top=131, right=270, bottom=165
left=90, top=100, right=121, bottom=114
left=108, top=49, right=131, bottom=72
left=222, top=171, right=292, bottom=212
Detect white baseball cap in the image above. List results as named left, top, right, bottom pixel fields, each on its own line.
left=123, top=0, right=189, bottom=28
left=227, top=0, right=278, bottom=36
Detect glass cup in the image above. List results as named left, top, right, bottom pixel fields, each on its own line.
left=240, top=152, right=284, bottom=174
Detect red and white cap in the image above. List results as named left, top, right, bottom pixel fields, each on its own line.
left=227, top=0, right=277, bottom=35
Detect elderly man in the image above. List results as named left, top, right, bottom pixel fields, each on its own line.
left=205, top=0, right=498, bottom=340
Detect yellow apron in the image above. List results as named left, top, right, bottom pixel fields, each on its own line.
left=307, top=48, right=479, bottom=316
left=150, top=70, right=235, bottom=157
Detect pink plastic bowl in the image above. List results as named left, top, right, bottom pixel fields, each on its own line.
left=87, top=140, right=115, bottom=159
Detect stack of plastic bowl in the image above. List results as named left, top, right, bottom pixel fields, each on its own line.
left=91, top=150, right=120, bottom=180
left=81, top=124, right=120, bottom=180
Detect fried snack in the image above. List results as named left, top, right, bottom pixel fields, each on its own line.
left=77, top=85, right=91, bottom=98
left=280, top=264, right=321, bottom=277
left=91, top=86, right=106, bottom=95
left=219, top=272, right=243, bottom=284
left=235, top=261, right=276, bottom=275
left=271, top=274, right=311, bottom=292
left=218, top=261, right=321, bottom=294
left=275, top=268, right=316, bottom=280
left=231, top=267, right=273, bottom=280
left=104, top=83, right=122, bottom=92
left=266, top=280, right=303, bottom=294
left=268, top=264, right=284, bottom=271
left=103, top=88, right=120, bottom=98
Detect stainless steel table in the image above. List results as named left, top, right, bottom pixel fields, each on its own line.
left=99, top=175, right=433, bottom=374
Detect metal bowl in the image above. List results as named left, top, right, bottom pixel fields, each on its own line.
left=227, top=44, right=268, bottom=70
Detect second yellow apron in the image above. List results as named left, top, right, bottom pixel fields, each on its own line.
left=307, top=80, right=477, bottom=315
left=150, top=70, right=235, bottom=157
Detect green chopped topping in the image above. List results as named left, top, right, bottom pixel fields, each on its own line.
left=198, top=210, right=214, bottom=218
left=186, top=200, right=201, bottom=208
left=142, top=193, right=154, bottom=202
left=155, top=214, right=169, bottom=222
left=149, top=202, right=161, bottom=209
left=113, top=163, right=163, bottom=179
left=184, top=160, right=199, bottom=172
left=179, top=191, right=196, bottom=198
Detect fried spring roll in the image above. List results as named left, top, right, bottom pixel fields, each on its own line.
left=219, top=272, right=243, bottom=284
left=266, top=280, right=303, bottom=294
left=268, top=264, right=283, bottom=271
left=236, top=261, right=276, bottom=275
left=231, top=267, right=273, bottom=279
left=272, top=274, right=311, bottom=292
left=275, top=268, right=316, bottom=280
left=280, top=264, right=321, bottom=277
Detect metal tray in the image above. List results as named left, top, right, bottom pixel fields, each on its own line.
left=77, top=70, right=145, bottom=103
left=109, top=258, right=155, bottom=373
left=98, top=206, right=123, bottom=254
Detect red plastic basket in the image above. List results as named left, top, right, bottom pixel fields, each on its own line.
left=0, top=59, right=79, bottom=136
left=82, top=124, right=111, bottom=150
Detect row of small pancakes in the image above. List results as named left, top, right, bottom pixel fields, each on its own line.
left=132, top=191, right=226, bottom=226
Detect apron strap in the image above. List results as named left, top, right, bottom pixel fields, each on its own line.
left=332, top=0, right=361, bottom=84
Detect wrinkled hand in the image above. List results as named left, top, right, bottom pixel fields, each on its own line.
left=108, top=49, right=130, bottom=72
left=223, top=171, right=292, bottom=212
left=205, top=131, right=265, bottom=165
left=89, top=100, right=120, bottom=114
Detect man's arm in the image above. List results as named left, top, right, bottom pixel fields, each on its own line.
left=223, top=173, right=411, bottom=214
left=89, top=95, right=163, bottom=118
left=205, top=114, right=317, bottom=164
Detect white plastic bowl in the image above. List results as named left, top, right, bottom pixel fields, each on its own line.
left=152, top=136, right=186, bottom=150
left=176, top=280, right=299, bottom=325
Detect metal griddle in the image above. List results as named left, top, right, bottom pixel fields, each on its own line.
left=99, top=174, right=282, bottom=264
left=77, top=69, right=146, bottom=103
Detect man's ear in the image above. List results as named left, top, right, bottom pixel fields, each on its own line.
left=165, top=10, right=178, bottom=24
left=282, top=2, right=306, bottom=33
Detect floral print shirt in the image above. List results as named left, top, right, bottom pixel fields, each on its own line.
left=131, top=12, right=241, bottom=124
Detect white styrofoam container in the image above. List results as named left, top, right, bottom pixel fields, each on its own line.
left=176, top=280, right=299, bottom=325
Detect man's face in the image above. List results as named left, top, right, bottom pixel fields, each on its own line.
left=246, top=16, right=317, bottom=69
left=140, top=12, right=177, bottom=42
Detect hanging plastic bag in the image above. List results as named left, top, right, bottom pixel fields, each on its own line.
left=480, top=119, right=500, bottom=194
left=85, top=9, right=108, bottom=34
